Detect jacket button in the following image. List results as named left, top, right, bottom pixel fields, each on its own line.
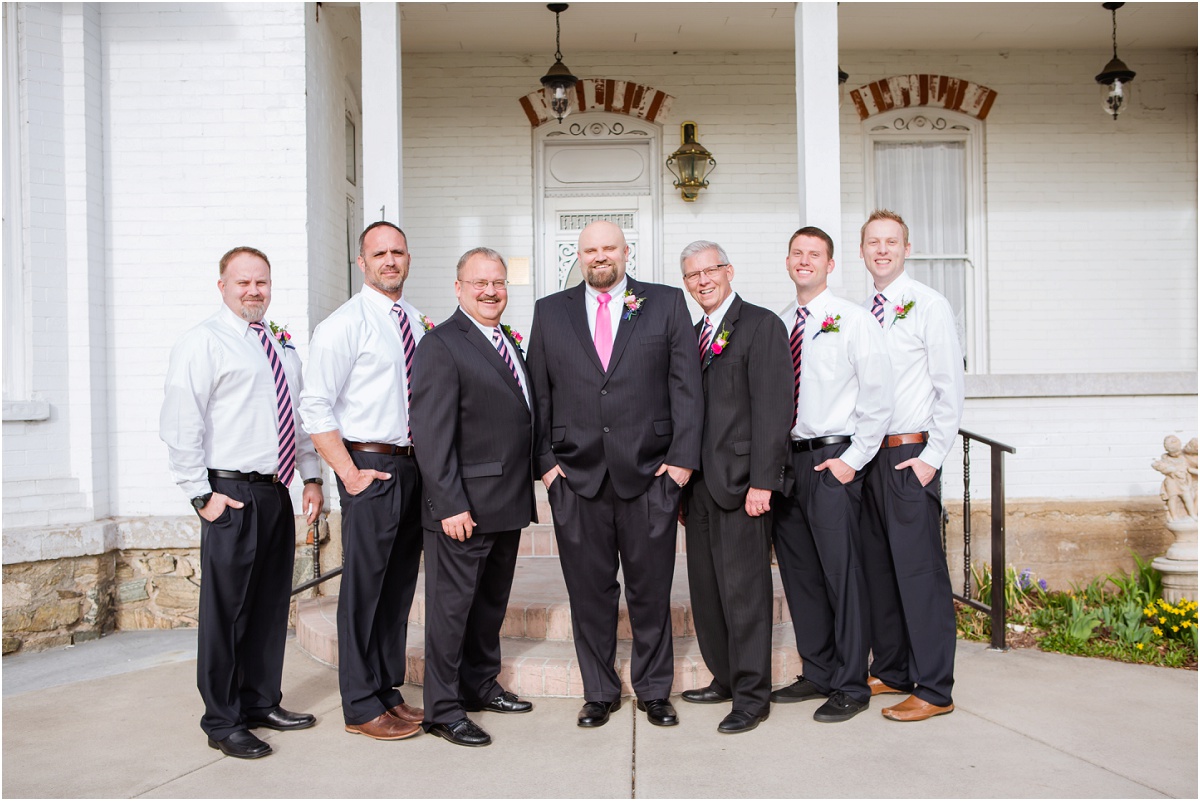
left=603, top=426, right=610, bottom=433
left=600, top=389, right=607, bottom=395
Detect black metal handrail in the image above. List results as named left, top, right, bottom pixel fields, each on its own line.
left=943, top=427, right=1016, bottom=651
left=290, top=518, right=341, bottom=597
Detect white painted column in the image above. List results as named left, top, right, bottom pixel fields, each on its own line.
left=360, top=2, right=403, bottom=225
left=793, top=3, right=842, bottom=260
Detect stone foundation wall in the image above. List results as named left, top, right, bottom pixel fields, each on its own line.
left=0, top=498, right=1177, bottom=654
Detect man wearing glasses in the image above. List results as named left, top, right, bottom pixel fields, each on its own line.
left=410, top=248, right=537, bottom=747
left=676, top=242, right=793, bottom=734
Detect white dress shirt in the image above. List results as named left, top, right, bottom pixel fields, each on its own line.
left=699, top=290, right=737, bottom=334
left=462, top=309, right=532, bottom=408
left=779, top=288, right=893, bottom=471
left=160, top=304, right=320, bottom=498
left=865, top=272, right=965, bottom=469
left=300, top=286, right=426, bottom=445
left=584, top=276, right=629, bottom=340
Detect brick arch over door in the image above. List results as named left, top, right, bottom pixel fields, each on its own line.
left=849, top=74, right=997, bottom=122
left=519, top=79, right=675, bottom=127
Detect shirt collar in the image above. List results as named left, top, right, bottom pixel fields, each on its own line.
left=218, top=303, right=257, bottom=335
left=704, top=291, right=737, bottom=331
left=873, top=271, right=913, bottom=303
left=585, top=276, right=628, bottom=302
left=797, top=287, right=831, bottom=315
left=362, top=283, right=406, bottom=314
left=460, top=306, right=502, bottom=339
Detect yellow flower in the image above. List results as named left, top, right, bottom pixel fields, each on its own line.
left=1159, top=617, right=1167, bottom=624
left=1183, top=621, right=1192, bottom=629
left=1136, top=643, right=1145, bottom=650
left=1153, top=627, right=1163, bottom=636
left=1172, top=626, right=1180, bottom=633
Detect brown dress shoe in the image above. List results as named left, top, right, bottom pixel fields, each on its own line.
left=881, top=695, right=954, bottom=722
left=345, top=712, right=421, bottom=740
left=386, top=703, right=425, bottom=724
left=868, top=676, right=906, bottom=696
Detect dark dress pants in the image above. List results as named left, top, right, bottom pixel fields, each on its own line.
left=548, top=473, right=681, bottom=702
left=861, top=442, right=956, bottom=707
left=197, top=476, right=294, bottom=739
left=335, top=451, right=423, bottom=725
left=685, top=476, right=773, bottom=717
left=421, top=527, right=521, bottom=726
left=772, top=443, right=871, bottom=704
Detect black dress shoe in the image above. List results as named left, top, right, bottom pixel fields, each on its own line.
left=207, top=729, right=272, bottom=759
left=770, top=676, right=826, bottom=704
left=428, top=718, right=492, bottom=747
left=681, top=685, right=732, bottom=704
left=465, top=690, right=533, bottom=714
left=245, top=706, right=316, bottom=731
left=636, top=698, right=679, bottom=727
left=813, top=691, right=869, bottom=723
left=577, top=700, right=621, bottom=728
left=718, top=710, right=767, bottom=734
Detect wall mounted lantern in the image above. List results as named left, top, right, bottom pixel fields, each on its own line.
left=540, top=3, right=579, bottom=124
left=1095, top=2, right=1136, bottom=120
left=838, top=66, right=849, bottom=106
left=666, top=122, right=716, bottom=202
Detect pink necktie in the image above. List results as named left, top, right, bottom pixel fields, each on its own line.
left=594, top=292, right=613, bottom=370
left=872, top=293, right=887, bottom=327
left=698, top=316, right=713, bottom=363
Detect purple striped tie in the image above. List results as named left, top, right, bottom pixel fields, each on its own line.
left=790, top=307, right=808, bottom=423
left=493, top=328, right=524, bottom=393
left=393, top=303, right=416, bottom=442
left=248, top=322, right=296, bottom=485
left=698, top=316, right=713, bottom=364
left=872, top=293, right=887, bottom=327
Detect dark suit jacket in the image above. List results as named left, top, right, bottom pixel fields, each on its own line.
left=694, top=295, right=793, bottom=511
left=526, top=276, right=703, bottom=500
left=410, top=308, right=537, bottom=533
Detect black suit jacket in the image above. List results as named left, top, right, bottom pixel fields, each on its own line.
left=410, top=308, right=537, bottom=533
left=694, top=295, right=793, bottom=511
left=527, top=277, right=703, bottom=500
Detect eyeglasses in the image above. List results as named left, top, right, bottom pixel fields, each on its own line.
left=464, top=279, right=509, bottom=291
left=682, top=264, right=729, bottom=283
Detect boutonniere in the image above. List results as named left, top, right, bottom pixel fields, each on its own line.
left=891, top=299, right=915, bottom=325
left=267, top=320, right=293, bottom=349
left=420, top=314, right=436, bottom=332
left=622, top=290, right=646, bottom=321
left=710, top=324, right=731, bottom=357
left=501, top=323, right=525, bottom=355
left=812, top=313, right=840, bottom=338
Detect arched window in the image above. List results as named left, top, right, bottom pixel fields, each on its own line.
left=864, top=108, right=988, bottom=371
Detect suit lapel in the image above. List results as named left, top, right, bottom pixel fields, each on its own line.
left=702, top=295, right=742, bottom=371
left=454, top=309, right=526, bottom=404
left=565, top=285, right=606, bottom=375
left=605, top=278, right=641, bottom=375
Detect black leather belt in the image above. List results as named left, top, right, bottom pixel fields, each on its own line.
left=790, top=435, right=852, bottom=453
left=345, top=441, right=415, bottom=456
left=208, top=469, right=279, bottom=483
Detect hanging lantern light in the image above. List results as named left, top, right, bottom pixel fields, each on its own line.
left=666, top=122, right=717, bottom=202
left=1095, top=2, right=1136, bottom=120
left=540, top=3, right=579, bottom=124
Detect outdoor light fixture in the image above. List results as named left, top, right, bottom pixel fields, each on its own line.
left=666, top=121, right=717, bottom=202
left=540, top=3, right=579, bottom=124
left=838, top=65, right=849, bottom=106
left=1095, top=2, right=1136, bottom=120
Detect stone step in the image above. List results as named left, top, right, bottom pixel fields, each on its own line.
left=296, top=555, right=802, bottom=697
left=297, top=613, right=801, bottom=698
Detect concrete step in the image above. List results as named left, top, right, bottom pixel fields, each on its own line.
left=296, top=555, right=801, bottom=697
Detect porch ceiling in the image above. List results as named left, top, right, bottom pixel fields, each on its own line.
left=395, top=2, right=1197, bottom=53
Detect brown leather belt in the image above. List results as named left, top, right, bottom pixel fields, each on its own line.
left=345, top=441, right=415, bottom=456
left=208, top=469, right=279, bottom=483
left=881, top=432, right=928, bottom=449
left=790, top=435, right=852, bottom=453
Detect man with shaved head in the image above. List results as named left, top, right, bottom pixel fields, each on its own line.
left=527, top=221, right=703, bottom=729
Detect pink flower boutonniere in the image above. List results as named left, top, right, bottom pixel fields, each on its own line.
left=813, top=313, right=841, bottom=338
left=622, top=290, right=646, bottom=321
left=501, top=323, right=525, bottom=356
left=710, top=325, right=731, bottom=357
left=421, top=315, right=436, bottom=332
left=267, top=321, right=294, bottom=349
left=891, top=299, right=915, bottom=325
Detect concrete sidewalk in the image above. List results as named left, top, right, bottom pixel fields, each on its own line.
left=2, top=631, right=1196, bottom=799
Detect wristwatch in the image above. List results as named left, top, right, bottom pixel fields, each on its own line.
left=190, top=492, right=213, bottom=511
left=303, top=477, right=324, bottom=486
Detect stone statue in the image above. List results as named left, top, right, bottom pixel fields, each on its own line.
left=1153, top=435, right=1196, bottom=521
